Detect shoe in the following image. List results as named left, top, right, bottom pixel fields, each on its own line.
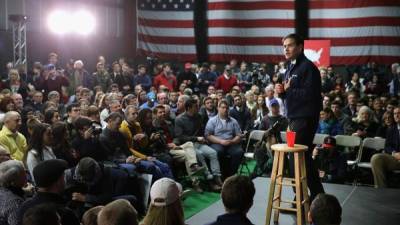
left=189, top=164, right=206, bottom=176
left=181, top=189, right=193, bottom=200
left=192, top=179, right=204, bottom=193
left=208, top=180, right=222, bottom=192
left=214, top=176, right=223, bottom=187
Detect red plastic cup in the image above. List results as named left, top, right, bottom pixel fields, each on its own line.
left=286, top=131, right=296, bottom=147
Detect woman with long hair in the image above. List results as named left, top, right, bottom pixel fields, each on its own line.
left=252, top=95, right=269, bottom=129
left=142, top=178, right=185, bottom=225
left=25, top=123, right=56, bottom=181
left=43, top=109, right=61, bottom=125
left=376, top=111, right=394, bottom=138
left=51, top=121, right=77, bottom=167
left=317, top=108, right=344, bottom=136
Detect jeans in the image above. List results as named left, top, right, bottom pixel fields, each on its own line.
left=195, top=142, right=221, bottom=179
left=210, top=143, right=244, bottom=177
left=119, top=159, right=173, bottom=181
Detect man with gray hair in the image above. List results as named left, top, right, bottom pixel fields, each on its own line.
left=0, top=160, right=27, bottom=225
left=0, top=111, right=27, bottom=161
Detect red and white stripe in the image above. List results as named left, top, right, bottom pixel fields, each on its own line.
left=207, top=0, right=295, bottom=63
left=136, top=6, right=197, bottom=61
left=309, top=0, right=400, bottom=65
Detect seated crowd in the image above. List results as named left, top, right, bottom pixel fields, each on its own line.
left=0, top=53, right=398, bottom=225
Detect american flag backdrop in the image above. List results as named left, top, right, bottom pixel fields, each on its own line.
left=309, top=0, right=400, bottom=65
left=207, top=0, right=295, bottom=63
left=137, top=0, right=197, bottom=61
left=137, top=0, right=400, bottom=65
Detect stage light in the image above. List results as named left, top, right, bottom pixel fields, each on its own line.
left=47, top=9, right=96, bottom=35
left=47, top=10, right=72, bottom=35
left=73, top=10, right=96, bottom=35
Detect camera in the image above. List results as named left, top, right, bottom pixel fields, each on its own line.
left=91, top=122, right=102, bottom=135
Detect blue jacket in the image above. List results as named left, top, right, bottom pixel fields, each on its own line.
left=284, top=53, right=322, bottom=119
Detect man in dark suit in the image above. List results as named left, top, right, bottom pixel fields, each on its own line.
left=371, top=106, right=400, bottom=188
left=282, top=33, right=324, bottom=200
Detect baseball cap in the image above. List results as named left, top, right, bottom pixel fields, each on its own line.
left=269, top=98, right=279, bottom=107
left=322, top=136, right=336, bottom=148
left=184, top=62, right=192, bottom=69
left=150, top=178, right=182, bottom=206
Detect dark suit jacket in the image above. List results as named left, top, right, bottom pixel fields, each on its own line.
left=284, top=53, right=322, bottom=119
left=385, top=125, right=400, bottom=154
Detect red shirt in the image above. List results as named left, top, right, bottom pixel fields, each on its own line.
left=215, top=75, right=237, bottom=94
left=153, top=73, right=177, bottom=91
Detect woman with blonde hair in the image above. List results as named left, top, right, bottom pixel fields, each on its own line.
left=350, top=105, right=379, bottom=138
left=141, top=178, right=185, bottom=225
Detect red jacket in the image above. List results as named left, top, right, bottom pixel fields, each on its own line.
left=153, top=73, right=177, bottom=91
left=215, top=75, right=237, bottom=94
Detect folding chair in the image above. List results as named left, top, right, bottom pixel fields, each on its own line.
left=357, top=137, right=386, bottom=169
left=280, top=131, right=287, bottom=143
left=239, top=130, right=266, bottom=175
left=334, top=135, right=361, bottom=166
left=313, top=133, right=329, bottom=145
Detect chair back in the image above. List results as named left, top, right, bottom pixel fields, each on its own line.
left=335, top=135, right=361, bottom=148
left=313, top=133, right=329, bottom=145
left=245, top=130, right=266, bottom=153
left=357, top=137, right=386, bottom=163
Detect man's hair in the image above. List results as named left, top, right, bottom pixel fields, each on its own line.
left=74, top=116, right=92, bottom=131
left=218, top=99, right=229, bottom=108
left=87, top=105, right=100, bottom=117
left=153, top=105, right=165, bottom=114
left=47, top=91, right=59, bottom=100
left=221, top=175, right=255, bottom=213
left=162, top=63, right=171, bottom=69
left=331, top=100, right=342, bottom=107
left=310, top=193, right=342, bottom=225
left=82, top=206, right=103, bottom=225
left=124, top=105, right=138, bottom=118
left=184, top=99, right=197, bottom=111
left=106, top=112, right=123, bottom=122
left=67, top=103, right=80, bottom=113
left=23, top=204, right=60, bottom=225
left=283, top=33, right=304, bottom=46
left=98, top=199, right=138, bottom=225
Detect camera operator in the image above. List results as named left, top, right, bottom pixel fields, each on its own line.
left=237, top=62, right=253, bottom=91
left=72, top=116, right=107, bottom=162
left=251, top=63, right=270, bottom=89
left=312, top=136, right=346, bottom=183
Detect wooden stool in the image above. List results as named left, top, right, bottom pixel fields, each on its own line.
left=265, top=144, right=310, bottom=225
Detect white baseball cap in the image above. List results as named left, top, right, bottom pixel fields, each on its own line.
left=150, top=178, right=182, bottom=206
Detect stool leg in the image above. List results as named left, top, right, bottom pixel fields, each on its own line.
left=294, top=152, right=303, bottom=225
left=273, top=152, right=285, bottom=222
left=300, top=152, right=310, bottom=224
left=265, top=151, right=280, bottom=225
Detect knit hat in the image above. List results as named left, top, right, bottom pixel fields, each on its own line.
left=33, top=159, right=68, bottom=187
left=150, top=178, right=182, bottom=206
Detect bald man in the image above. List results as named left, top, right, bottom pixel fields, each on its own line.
left=0, top=111, right=27, bottom=161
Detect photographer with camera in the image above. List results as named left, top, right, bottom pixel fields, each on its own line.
left=237, top=62, right=253, bottom=91
left=250, top=62, right=270, bottom=89
left=312, top=136, right=346, bottom=183
left=72, top=117, right=107, bottom=162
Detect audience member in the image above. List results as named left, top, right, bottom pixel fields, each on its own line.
left=0, top=160, right=27, bottom=225
left=205, top=100, right=244, bottom=176
left=142, top=178, right=184, bottom=225
left=17, top=159, right=79, bottom=225
left=0, top=111, right=27, bottom=161
left=82, top=206, right=103, bottom=225
left=22, top=204, right=62, bottom=225
left=308, top=193, right=342, bottom=225
left=98, top=199, right=138, bottom=225
left=205, top=175, right=255, bottom=225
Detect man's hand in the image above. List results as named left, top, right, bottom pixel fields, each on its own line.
left=393, top=152, right=400, bottom=160
left=284, top=78, right=292, bottom=91
left=72, top=192, right=86, bottom=202
left=133, top=133, right=146, bottom=141
left=83, top=128, right=93, bottom=140
left=168, top=143, right=177, bottom=149
left=126, top=156, right=136, bottom=163
left=219, top=140, right=231, bottom=146
left=197, top=137, right=206, bottom=143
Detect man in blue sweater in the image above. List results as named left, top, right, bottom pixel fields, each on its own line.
left=282, top=33, right=324, bottom=201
